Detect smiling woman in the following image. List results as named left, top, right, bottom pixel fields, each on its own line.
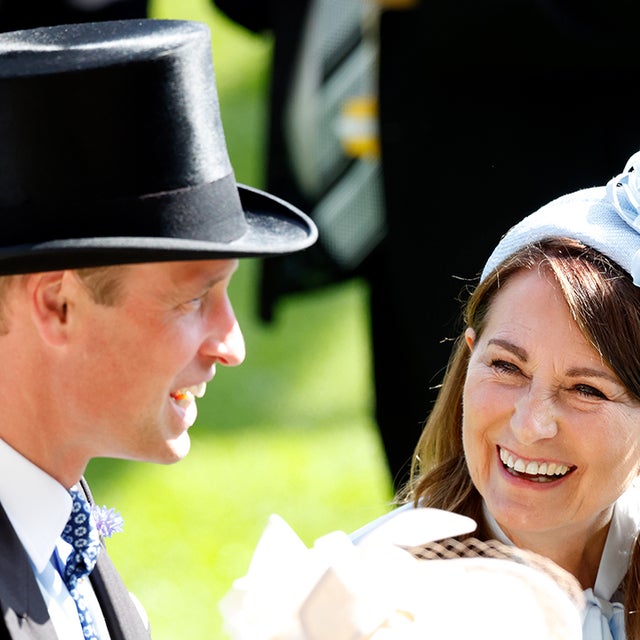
left=389, top=152, right=640, bottom=640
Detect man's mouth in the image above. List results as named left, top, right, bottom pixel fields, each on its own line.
left=170, top=382, right=207, bottom=407
left=499, top=446, right=574, bottom=483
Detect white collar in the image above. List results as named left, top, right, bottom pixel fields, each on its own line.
left=596, top=484, right=640, bottom=600
left=0, top=438, right=72, bottom=572
left=482, top=483, right=640, bottom=600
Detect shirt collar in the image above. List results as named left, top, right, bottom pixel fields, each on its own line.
left=0, top=438, right=72, bottom=572
left=596, top=483, right=640, bottom=600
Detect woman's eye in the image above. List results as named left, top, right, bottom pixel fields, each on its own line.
left=574, top=384, right=607, bottom=400
left=490, top=359, right=520, bottom=374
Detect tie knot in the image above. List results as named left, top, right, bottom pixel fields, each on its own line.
left=61, top=486, right=101, bottom=586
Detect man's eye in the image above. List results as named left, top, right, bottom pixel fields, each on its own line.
left=180, top=294, right=206, bottom=310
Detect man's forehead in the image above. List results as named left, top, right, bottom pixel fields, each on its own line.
left=129, top=259, right=239, bottom=284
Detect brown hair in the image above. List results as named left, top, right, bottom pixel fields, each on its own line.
left=402, top=237, right=640, bottom=637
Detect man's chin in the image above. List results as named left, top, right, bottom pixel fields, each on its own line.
left=162, top=432, right=192, bottom=464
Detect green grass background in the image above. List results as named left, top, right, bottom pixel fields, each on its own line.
left=84, top=1, right=395, bottom=638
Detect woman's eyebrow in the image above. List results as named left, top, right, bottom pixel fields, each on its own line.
left=565, top=367, right=618, bottom=383
left=487, top=338, right=527, bottom=361
left=489, top=339, right=618, bottom=383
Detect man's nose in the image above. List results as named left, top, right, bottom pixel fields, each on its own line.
left=200, top=294, right=246, bottom=366
left=205, top=318, right=246, bottom=366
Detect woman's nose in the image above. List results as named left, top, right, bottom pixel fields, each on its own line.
left=510, top=388, right=558, bottom=445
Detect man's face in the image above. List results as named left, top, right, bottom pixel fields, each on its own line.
left=65, top=259, right=245, bottom=464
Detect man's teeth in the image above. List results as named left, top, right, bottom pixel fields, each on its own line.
left=190, top=382, right=206, bottom=398
left=499, top=447, right=570, bottom=477
left=172, top=383, right=207, bottom=405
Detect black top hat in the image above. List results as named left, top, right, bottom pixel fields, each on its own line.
left=0, top=19, right=317, bottom=274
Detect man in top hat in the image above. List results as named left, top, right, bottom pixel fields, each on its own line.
left=0, top=18, right=316, bottom=640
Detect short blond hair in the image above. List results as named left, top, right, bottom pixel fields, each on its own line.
left=0, top=275, right=18, bottom=335
left=75, top=265, right=128, bottom=305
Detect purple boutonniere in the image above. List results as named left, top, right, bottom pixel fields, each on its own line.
left=91, top=504, right=124, bottom=538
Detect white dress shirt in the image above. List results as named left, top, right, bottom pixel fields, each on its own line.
left=0, top=437, right=111, bottom=639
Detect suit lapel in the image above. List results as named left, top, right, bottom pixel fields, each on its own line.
left=89, top=552, right=150, bottom=640
left=0, top=481, right=150, bottom=640
left=0, top=504, right=58, bottom=640
left=80, top=480, right=151, bottom=640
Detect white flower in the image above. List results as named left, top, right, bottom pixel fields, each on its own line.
left=90, top=504, right=124, bottom=538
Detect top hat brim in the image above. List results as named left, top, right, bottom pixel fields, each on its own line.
left=0, top=183, right=318, bottom=275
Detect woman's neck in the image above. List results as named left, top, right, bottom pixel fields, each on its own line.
left=482, top=503, right=612, bottom=590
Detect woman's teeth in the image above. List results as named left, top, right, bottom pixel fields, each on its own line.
left=499, top=447, right=570, bottom=479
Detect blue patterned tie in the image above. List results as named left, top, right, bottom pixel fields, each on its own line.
left=61, top=486, right=102, bottom=639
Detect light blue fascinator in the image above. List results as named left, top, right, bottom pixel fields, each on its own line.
left=481, top=151, right=640, bottom=285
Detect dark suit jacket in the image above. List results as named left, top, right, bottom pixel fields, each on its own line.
left=0, top=479, right=150, bottom=639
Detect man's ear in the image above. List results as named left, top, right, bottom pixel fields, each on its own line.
left=26, top=271, right=70, bottom=345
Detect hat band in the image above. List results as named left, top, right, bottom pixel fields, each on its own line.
left=0, top=174, right=247, bottom=246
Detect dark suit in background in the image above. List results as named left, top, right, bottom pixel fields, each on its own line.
left=212, top=0, right=640, bottom=490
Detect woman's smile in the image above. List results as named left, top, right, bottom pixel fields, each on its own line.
left=498, top=446, right=575, bottom=482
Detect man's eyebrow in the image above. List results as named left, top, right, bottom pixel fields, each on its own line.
left=201, top=263, right=238, bottom=288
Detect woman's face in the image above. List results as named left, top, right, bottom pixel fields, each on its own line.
left=462, top=268, right=640, bottom=546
